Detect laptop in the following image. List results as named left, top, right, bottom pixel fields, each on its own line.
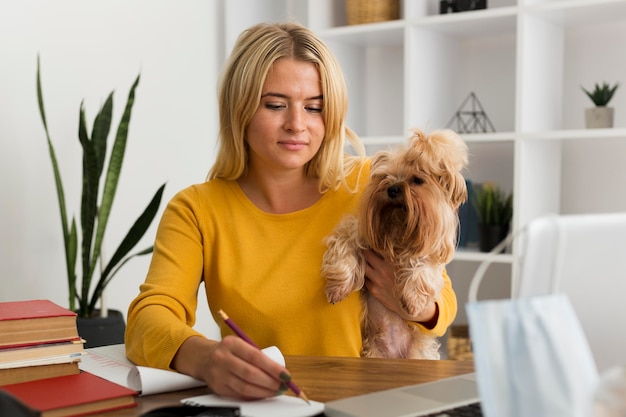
left=324, top=372, right=479, bottom=417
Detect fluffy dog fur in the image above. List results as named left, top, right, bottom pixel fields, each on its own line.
left=322, top=129, right=468, bottom=359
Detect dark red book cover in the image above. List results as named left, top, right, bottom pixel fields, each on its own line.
left=0, top=300, right=79, bottom=348
left=0, top=300, right=76, bottom=321
left=0, top=371, right=137, bottom=416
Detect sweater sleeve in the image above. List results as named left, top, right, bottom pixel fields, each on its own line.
left=125, top=187, right=207, bottom=370
left=411, top=268, right=457, bottom=337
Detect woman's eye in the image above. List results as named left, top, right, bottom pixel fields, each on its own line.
left=264, top=102, right=286, bottom=110
left=306, top=106, right=323, bottom=113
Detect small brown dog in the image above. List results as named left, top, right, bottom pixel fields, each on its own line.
left=322, top=129, right=468, bottom=359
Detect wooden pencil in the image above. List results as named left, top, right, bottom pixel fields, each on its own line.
left=217, top=309, right=310, bottom=404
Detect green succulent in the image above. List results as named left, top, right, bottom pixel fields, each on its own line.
left=472, top=182, right=513, bottom=227
left=581, top=81, right=620, bottom=107
left=36, top=57, right=165, bottom=318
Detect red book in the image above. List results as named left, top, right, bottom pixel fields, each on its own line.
left=0, top=300, right=79, bottom=348
left=0, top=371, right=137, bottom=416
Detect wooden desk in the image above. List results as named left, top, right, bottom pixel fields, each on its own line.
left=102, top=356, right=474, bottom=416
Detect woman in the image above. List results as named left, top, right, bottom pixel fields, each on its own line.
left=126, top=21, right=457, bottom=401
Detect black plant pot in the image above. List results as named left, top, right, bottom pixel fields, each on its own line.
left=478, top=224, right=509, bottom=253
left=76, top=309, right=126, bottom=348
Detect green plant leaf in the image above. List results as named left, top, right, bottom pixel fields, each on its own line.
left=90, top=74, right=141, bottom=284
left=77, top=96, right=114, bottom=312
left=92, top=94, right=114, bottom=181
left=38, top=61, right=163, bottom=318
left=79, top=105, right=102, bottom=307
left=581, top=81, right=620, bottom=106
left=68, top=218, right=78, bottom=311
left=472, top=182, right=513, bottom=227
left=36, top=56, right=77, bottom=311
left=88, top=183, right=165, bottom=312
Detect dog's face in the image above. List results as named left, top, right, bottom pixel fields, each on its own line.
left=359, top=129, right=468, bottom=263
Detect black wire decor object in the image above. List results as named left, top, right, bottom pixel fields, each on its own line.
left=446, top=92, right=496, bottom=134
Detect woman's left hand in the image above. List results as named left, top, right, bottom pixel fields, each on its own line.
left=362, top=249, right=437, bottom=326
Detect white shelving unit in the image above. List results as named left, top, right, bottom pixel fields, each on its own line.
left=220, top=0, right=626, bottom=318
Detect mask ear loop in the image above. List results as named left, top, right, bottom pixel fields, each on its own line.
left=467, top=227, right=522, bottom=304
left=550, top=216, right=567, bottom=294
left=467, top=214, right=562, bottom=304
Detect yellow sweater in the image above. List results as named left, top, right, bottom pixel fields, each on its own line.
left=126, top=161, right=457, bottom=370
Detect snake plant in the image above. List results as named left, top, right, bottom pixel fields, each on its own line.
left=36, top=57, right=165, bottom=318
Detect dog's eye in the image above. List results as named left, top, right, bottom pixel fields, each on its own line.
left=412, top=176, right=424, bottom=185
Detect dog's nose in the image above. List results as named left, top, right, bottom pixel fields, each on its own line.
left=387, top=185, right=401, bottom=199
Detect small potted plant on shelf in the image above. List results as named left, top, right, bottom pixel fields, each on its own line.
left=581, top=81, right=620, bottom=129
left=36, top=57, right=166, bottom=347
left=472, top=182, right=513, bottom=253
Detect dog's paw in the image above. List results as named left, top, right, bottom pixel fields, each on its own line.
left=322, top=252, right=365, bottom=304
left=398, top=267, right=444, bottom=318
left=401, top=295, right=429, bottom=318
left=325, top=281, right=354, bottom=304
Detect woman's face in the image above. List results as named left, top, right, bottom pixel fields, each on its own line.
left=245, top=58, right=325, bottom=176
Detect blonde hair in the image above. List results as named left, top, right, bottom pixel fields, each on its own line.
left=208, top=22, right=365, bottom=191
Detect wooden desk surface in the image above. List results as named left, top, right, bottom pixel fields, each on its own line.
left=101, top=356, right=474, bottom=416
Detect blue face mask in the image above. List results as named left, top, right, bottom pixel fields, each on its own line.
left=466, top=231, right=599, bottom=417
left=467, top=294, right=598, bottom=417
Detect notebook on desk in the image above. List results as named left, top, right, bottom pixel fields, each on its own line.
left=324, top=372, right=480, bottom=417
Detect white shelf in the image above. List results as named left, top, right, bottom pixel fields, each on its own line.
left=412, top=6, right=518, bottom=36
left=527, top=0, right=626, bottom=26
left=221, top=0, right=626, bottom=302
left=319, top=21, right=404, bottom=46
left=454, top=248, right=516, bottom=264
left=462, top=132, right=516, bottom=143
left=522, top=128, right=626, bottom=141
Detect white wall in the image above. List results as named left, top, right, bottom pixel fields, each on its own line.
left=0, top=0, right=221, bottom=338
left=561, top=21, right=626, bottom=214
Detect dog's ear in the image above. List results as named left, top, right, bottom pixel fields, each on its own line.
left=427, top=129, right=468, bottom=172
left=446, top=171, right=468, bottom=208
left=420, top=129, right=469, bottom=207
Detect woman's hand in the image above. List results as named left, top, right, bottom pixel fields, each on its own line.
left=172, top=335, right=290, bottom=400
left=362, top=249, right=438, bottom=327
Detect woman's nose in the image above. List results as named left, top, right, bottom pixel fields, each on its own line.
left=284, top=107, right=305, bottom=132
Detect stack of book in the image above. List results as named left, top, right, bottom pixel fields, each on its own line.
left=0, top=299, right=85, bottom=385
left=0, top=300, right=137, bottom=416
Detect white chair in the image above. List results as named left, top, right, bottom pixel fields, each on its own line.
left=468, top=212, right=626, bottom=372
left=515, top=212, right=626, bottom=372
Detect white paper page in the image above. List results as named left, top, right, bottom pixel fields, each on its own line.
left=79, top=344, right=135, bottom=388
left=128, top=365, right=205, bottom=395
left=79, top=344, right=205, bottom=395
left=183, top=394, right=324, bottom=417
left=79, top=344, right=286, bottom=396
left=131, top=345, right=284, bottom=395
